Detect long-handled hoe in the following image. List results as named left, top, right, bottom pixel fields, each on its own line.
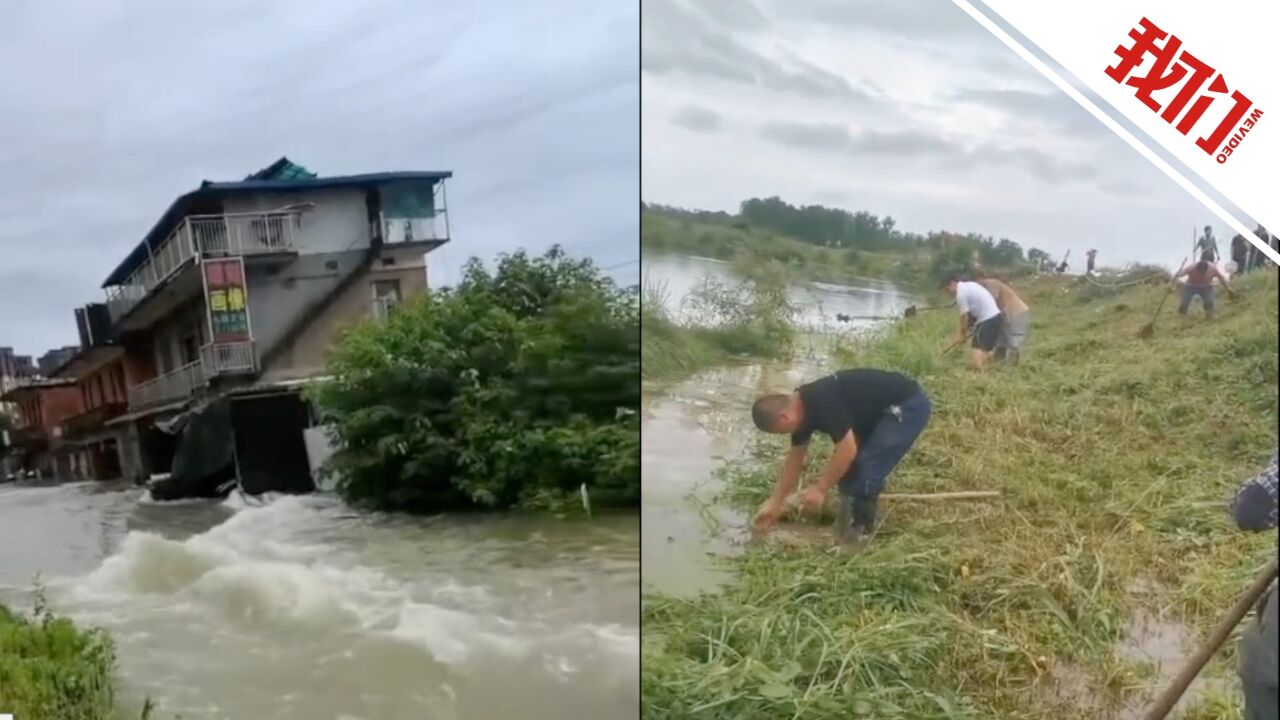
left=1138, top=256, right=1188, bottom=339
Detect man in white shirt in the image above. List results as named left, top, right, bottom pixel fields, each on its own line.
left=941, top=276, right=1004, bottom=370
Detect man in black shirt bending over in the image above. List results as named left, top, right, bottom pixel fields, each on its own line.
left=750, top=369, right=932, bottom=544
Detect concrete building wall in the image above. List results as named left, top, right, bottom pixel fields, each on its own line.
left=243, top=249, right=372, bottom=366
left=40, top=386, right=84, bottom=433
left=222, top=188, right=371, bottom=255
left=259, top=245, right=430, bottom=382
left=143, top=298, right=208, bottom=375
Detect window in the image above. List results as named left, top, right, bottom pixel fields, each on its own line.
left=372, top=279, right=402, bottom=320
left=181, top=334, right=199, bottom=366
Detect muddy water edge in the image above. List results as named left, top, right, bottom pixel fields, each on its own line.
left=640, top=253, right=919, bottom=595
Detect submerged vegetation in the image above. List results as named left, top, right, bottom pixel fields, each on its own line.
left=312, top=247, right=639, bottom=514
left=0, top=598, right=117, bottom=720
left=642, top=262, right=796, bottom=382
left=642, top=269, right=1278, bottom=719
left=643, top=200, right=1045, bottom=288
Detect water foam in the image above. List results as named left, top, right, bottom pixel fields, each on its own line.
left=70, top=494, right=587, bottom=665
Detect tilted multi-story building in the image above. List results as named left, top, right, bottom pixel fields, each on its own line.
left=93, top=157, right=451, bottom=494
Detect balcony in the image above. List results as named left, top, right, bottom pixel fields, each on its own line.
left=9, top=424, right=47, bottom=448
left=105, top=211, right=303, bottom=326
left=62, top=402, right=128, bottom=439
left=378, top=212, right=448, bottom=246
left=126, top=342, right=257, bottom=411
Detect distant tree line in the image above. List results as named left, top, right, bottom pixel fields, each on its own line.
left=644, top=198, right=1051, bottom=274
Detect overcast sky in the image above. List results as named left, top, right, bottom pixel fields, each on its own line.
left=642, top=0, right=1248, bottom=274
left=0, top=0, right=637, bottom=356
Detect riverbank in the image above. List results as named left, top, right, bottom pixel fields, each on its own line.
left=642, top=269, right=1278, bottom=718
left=0, top=599, right=119, bottom=720
left=643, top=210, right=933, bottom=290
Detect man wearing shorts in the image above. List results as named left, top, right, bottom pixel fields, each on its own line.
left=978, top=277, right=1030, bottom=366
left=750, top=369, right=931, bottom=547
left=1174, top=251, right=1236, bottom=319
left=941, top=276, right=1003, bottom=370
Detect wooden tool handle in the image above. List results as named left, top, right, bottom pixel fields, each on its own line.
left=1142, top=557, right=1278, bottom=720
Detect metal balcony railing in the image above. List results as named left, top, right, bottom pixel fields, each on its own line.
left=378, top=212, right=448, bottom=245
left=127, top=360, right=205, bottom=410
left=200, top=341, right=256, bottom=376
left=105, top=211, right=303, bottom=322
left=125, top=342, right=257, bottom=411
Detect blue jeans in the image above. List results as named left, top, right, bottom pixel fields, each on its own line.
left=1178, top=285, right=1216, bottom=316
left=839, top=391, right=932, bottom=499
left=1240, top=586, right=1278, bottom=720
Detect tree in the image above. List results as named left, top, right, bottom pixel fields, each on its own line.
left=310, top=247, right=639, bottom=514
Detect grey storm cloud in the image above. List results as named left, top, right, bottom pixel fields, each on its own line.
left=759, top=0, right=990, bottom=43
left=642, top=0, right=878, bottom=103
left=671, top=105, right=725, bottom=133
left=758, top=120, right=1095, bottom=183
left=0, top=0, right=638, bottom=356
left=952, top=87, right=1104, bottom=137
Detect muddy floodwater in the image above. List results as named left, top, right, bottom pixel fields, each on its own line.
left=641, top=253, right=917, bottom=596
left=0, top=481, right=638, bottom=719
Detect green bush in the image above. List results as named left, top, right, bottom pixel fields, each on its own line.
left=310, top=247, right=639, bottom=513
left=0, top=600, right=117, bottom=720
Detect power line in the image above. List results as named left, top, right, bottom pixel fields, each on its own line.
left=601, top=259, right=639, bottom=271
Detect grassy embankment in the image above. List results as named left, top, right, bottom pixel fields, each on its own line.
left=0, top=599, right=119, bottom=720
left=642, top=268, right=1278, bottom=719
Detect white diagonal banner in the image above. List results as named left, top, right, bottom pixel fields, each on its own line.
left=953, top=0, right=1280, bottom=266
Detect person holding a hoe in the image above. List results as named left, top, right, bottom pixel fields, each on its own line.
left=749, top=369, right=932, bottom=547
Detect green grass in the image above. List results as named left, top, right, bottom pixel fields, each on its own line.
left=1, top=599, right=118, bottom=720
left=642, top=270, right=1277, bottom=719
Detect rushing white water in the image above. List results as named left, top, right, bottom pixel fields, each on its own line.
left=0, top=482, right=638, bottom=719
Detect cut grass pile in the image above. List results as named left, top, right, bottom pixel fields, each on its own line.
left=642, top=270, right=1277, bottom=719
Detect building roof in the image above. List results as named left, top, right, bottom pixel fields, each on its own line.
left=48, top=345, right=123, bottom=380
left=0, top=377, right=76, bottom=402
left=102, top=159, right=453, bottom=287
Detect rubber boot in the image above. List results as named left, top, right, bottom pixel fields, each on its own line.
left=845, top=496, right=878, bottom=551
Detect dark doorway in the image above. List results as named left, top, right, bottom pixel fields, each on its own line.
left=141, top=422, right=180, bottom=476
left=231, top=392, right=314, bottom=495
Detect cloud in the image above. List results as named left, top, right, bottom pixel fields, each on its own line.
left=671, top=105, right=725, bottom=133
left=642, top=0, right=878, bottom=103
left=757, top=120, right=1095, bottom=183
left=952, top=87, right=1103, bottom=137
left=758, top=121, right=852, bottom=150
left=760, top=0, right=989, bottom=43
left=0, top=0, right=638, bottom=355
left=685, top=0, right=770, bottom=32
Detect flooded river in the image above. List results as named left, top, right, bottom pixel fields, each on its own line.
left=0, top=481, right=638, bottom=719
left=640, top=253, right=917, bottom=596
left=642, top=253, right=914, bottom=332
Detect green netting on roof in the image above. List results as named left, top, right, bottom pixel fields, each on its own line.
left=244, top=157, right=318, bottom=181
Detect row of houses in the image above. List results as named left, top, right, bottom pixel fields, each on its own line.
left=1, top=157, right=452, bottom=496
